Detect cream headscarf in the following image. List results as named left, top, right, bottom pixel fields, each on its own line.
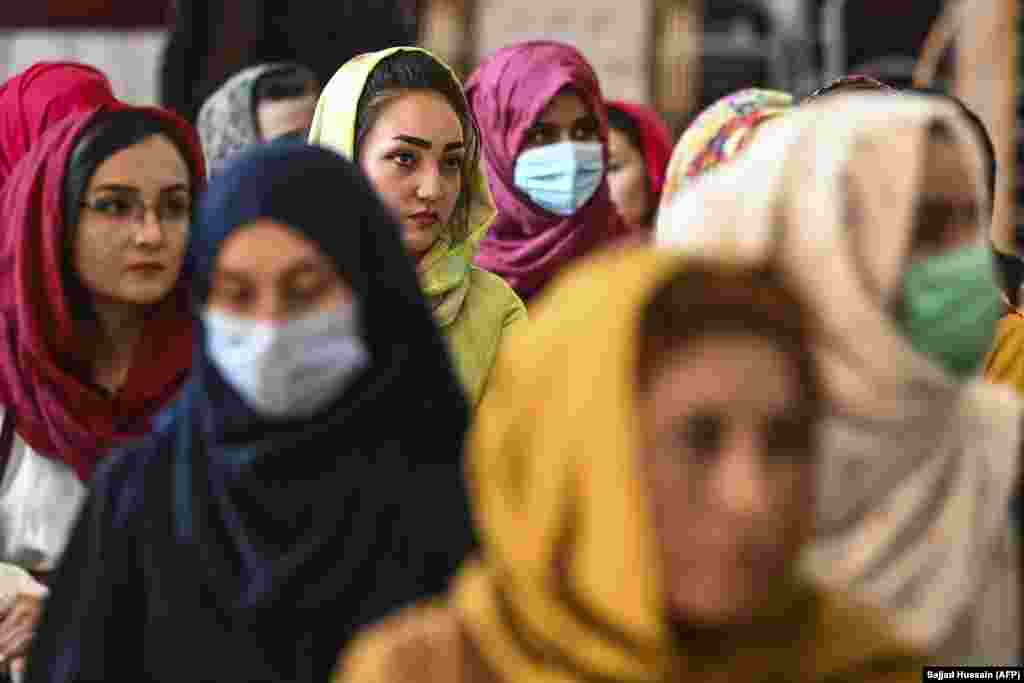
left=308, top=47, right=496, bottom=327
left=657, top=92, right=1022, bottom=663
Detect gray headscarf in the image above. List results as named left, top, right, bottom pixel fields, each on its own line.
left=197, top=63, right=292, bottom=178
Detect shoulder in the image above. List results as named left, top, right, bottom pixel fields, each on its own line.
left=467, top=268, right=527, bottom=327
left=334, top=602, right=474, bottom=683
left=805, top=587, right=927, bottom=682
left=91, top=420, right=179, bottom=530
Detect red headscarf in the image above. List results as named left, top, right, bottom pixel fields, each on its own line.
left=606, top=100, right=673, bottom=203
left=0, top=62, right=116, bottom=190
left=466, top=41, right=628, bottom=302
left=0, top=103, right=205, bottom=481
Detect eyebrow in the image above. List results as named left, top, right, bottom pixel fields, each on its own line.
left=393, top=136, right=465, bottom=153
left=91, top=183, right=190, bottom=194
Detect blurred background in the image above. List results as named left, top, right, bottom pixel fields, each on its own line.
left=0, top=0, right=1018, bottom=254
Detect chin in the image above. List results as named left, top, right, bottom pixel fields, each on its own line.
left=116, top=282, right=177, bottom=306
left=668, top=582, right=764, bottom=629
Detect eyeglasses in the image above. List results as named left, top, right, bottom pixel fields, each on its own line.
left=80, top=192, right=192, bottom=225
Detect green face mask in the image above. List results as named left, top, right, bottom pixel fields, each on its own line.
left=896, top=244, right=1003, bottom=378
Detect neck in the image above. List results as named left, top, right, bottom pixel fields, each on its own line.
left=88, top=299, right=150, bottom=395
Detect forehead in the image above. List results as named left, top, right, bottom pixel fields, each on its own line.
left=88, top=133, right=190, bottom=190
left=257, top=94, right=317, bottom=125
left=536, top=90, right=593, bottom=125
left=646, top=333, right=798, bottom=417
left=369, top=90, right=463, bottom=142
left=215, top=218, right=330, bottom=274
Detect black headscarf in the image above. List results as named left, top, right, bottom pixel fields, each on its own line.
left=27, top=141, right=474, bottom=683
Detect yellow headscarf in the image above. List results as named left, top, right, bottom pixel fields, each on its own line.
left=449, top=247, right=921, bottom=682
left=659, top=88, right=793, bottom=208
left=308, top=47, right=496, bottom=327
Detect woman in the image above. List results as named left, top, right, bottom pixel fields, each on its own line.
left=0, top=100, right=204, bottom=673
left=605, top=100, right=673, bottom=234
left=0, top=61, right=116, bottom=189
left=26, top=142, right=475, bottom=683
left=308, top=47, right=525, bottom=407
left=464, top=41, right=629, bottom=302
left=198, top=62, right=319, bottom=177
left=333, top=248, right=925, bottom=683
left=658, top=92, right=1019, bottom=663
left=659, top=88, right=793, bottom=205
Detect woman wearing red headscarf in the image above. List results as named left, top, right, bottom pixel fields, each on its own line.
left=0, top=101, right=203, bottom=674
left=0, top=62, right=116, bottom=190
left=465, top=41, right=628, bottom=302
left=605, top=100, right=673, bottom=236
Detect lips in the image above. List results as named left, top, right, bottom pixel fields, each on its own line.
left=408, top=211, right=439, bottom=227
left=126, top=263, right=167, bottom=274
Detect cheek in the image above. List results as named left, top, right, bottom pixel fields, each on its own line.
left=361, top=160, right=408, bottom=214
left=74, top=222, right=121, bottom=278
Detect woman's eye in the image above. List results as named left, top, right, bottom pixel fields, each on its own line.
left=764, top=416, right=812, bottom=461
left=94, top=198, right=134, bottom=217
left=160, top=196, right=192, bottom=221
left=442, top=156, right=464, bottom=173
left=391, top=151, right=417, bottom=167
left=573, top=125, right=599, bottom=142
left=682, top=413, right=724, bottom=460
left=526, top=129, right=553, bottom=147
left=607, top=160, right=623, bottom=173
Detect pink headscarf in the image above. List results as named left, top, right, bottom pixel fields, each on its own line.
left=0, top=61, right=116, bottom=190
left=465, top=41, right=627, bottom=302
left=0, top=103, right=204, bottom=481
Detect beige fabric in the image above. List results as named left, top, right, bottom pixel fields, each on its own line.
left=656, top=92, right=1022, bottom=664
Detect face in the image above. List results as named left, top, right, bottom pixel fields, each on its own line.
left=256, top=93, right=318, bottom=141
left=607, top=127, right=651, bottom=227
left=74, top=134, right=191, bottom=307
left=909, top=135, right=981, bottom=263
left=359, top=90, right=464, bottom=262
left=520, top=89, right=600, bottom=152
left=637, top=333, right=815, bottom=626
left=207, top=218, right=353, bottom=323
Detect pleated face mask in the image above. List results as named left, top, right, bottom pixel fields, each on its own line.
left=895, top=244, right=1002, bottom=378
left=513, top=141, right=604, bottom=216
left=203, top=302, right=370, bottom=419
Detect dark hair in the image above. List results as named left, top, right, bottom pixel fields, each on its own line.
left=606, top=104, right=645, bottom=157
left=354, top=51, right=480, bottom=242
left=63, top=109, right=196, bottom=323
left=637, top=265, right=823, bottom=437
left=802, top=75, right=896, bottom=103
left=251, top=63, right=319, bottom=134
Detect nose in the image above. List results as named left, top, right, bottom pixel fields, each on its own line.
left=711, top=434, right=773, bottom=519
left=416, top=166, right=444, bottom=203
left=134, top=207, right=166, bottom=248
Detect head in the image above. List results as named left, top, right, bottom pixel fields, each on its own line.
left=607, top=104, right=656, bottom=228
left=252, top=64, right=319, bottom=142
left=64, top=109, right=198, bottom=317
left=354, top=50, right=479, bottom=262
left=635, top=266, right=821, bottom=627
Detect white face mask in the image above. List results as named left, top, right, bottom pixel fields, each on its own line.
left=202, top=302, right=370, bottom=419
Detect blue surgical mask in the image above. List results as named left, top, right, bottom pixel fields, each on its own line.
left=513, top=141, right=605, bottom=216
left=203, top=302, right=370, bottom=419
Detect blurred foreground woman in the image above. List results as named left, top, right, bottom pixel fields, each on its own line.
left=658, top=92, right=1019, bottom=663
left=26, top=143, right=475, bottom=682
left=334, top=248, right=924, bottom=683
